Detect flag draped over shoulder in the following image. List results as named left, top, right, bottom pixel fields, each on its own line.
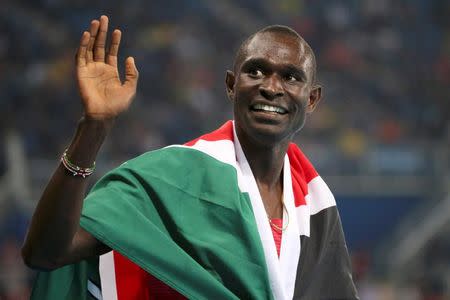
left=31, top=121, right=358, bottom=300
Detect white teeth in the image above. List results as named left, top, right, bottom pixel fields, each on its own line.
left=253, top=104, right=287, bottom=114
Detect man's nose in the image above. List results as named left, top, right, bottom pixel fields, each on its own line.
left=259, top=75, right=284, bottom=100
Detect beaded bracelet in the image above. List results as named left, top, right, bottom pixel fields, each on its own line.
left=60, top=149, right=95, bottom=178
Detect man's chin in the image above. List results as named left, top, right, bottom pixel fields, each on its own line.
left=239, top=122, right=294, bottom=147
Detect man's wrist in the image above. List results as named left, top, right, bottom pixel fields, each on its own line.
left=64, top=116, right=114, bottom=167
left=80, top=115, right=115, bottom=131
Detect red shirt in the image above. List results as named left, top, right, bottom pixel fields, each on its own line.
left=269, top=218, right=283, bottom=257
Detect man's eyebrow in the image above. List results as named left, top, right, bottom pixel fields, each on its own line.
left=284, top=65, right=308, bottom=81
left=240, top=58, right=271, bottom=70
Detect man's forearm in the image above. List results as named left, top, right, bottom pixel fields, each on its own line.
left=22, top=117, right=113, bottom=269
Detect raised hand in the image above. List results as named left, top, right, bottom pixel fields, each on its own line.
left=22, top=16, right=140, bottom=270
left=76, top=15, right=139, bottom=120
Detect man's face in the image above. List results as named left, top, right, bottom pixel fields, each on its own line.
left=226, top=32, right=321, bottom=146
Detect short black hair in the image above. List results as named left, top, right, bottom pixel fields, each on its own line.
left=233, top=25, right=317, bottom=84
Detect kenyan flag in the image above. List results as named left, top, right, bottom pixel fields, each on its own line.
left=31, top=121, right=358, bottom=300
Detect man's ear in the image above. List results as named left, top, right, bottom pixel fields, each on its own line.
left=225, top=70, right=235, bottom=101
left=306, top=84, right=322, bottom=113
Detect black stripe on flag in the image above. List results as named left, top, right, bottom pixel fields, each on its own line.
left=293, top=206, right=359, bottom=299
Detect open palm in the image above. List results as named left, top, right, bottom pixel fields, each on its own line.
left=76, top=16, right=138, bottom=120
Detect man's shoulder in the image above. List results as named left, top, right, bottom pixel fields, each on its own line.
left=120, top=144, right=236, bottom=177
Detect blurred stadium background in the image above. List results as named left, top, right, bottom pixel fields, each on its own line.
left=0, top=0, right=449, bottom=299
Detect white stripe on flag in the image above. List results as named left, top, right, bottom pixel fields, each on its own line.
left=307, top=176, right=336, bottom=216
left=99, top=251, right=118, bottom=300
left=87, top=279, right=103, bottom=300
left=233, top=127, right=287, bottom=300
left=296, top=176, right=337, bottom=237
left=168, top=139, right=237, bottom=168
left=279, top=154, right=301, bottom=300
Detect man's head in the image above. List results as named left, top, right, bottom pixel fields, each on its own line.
left=233, top=25, right=317, bottom=84
left=226, top=25, right=322, bottom=146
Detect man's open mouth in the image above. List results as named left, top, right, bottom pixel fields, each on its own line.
left=251, top=104, right=288, bottom=114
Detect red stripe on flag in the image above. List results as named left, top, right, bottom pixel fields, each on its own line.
left=113, top=251, right=186, bottom=299
left=113, top=251, right=151, bottom=299
left=287, top=143, right=318, bottom=207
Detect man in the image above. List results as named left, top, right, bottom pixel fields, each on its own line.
left=22, top=15, right=358, bottom=299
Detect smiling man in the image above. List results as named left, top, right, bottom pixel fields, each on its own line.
left=227, top=27, right=322, bottom=224
left=23, top=16, right=358, bottom=300
left=230, top=27, right=320, bottom=143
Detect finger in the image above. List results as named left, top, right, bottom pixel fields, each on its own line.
left=94, top=15, right=109, bottom=62
left=106, top=29, right=121, bottom=67
left=76, top=31, right=90, bottom=67
left=124, top=57, right=139, bottom=88
left=87, top=20, right=100, bottom=62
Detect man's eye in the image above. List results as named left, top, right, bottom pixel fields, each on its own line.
left=249, top=69, right=263, bottom=77
left=285, top=74, right=298, bottom=82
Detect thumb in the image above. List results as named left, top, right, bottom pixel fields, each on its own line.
left=124, top=56, right=139, bottom=87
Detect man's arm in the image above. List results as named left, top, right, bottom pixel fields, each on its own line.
left=21, top=15, right=139, bottom=270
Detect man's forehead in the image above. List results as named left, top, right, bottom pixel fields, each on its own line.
left=244, top=32, right=309, bottom=65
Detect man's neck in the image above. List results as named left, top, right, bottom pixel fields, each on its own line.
left=236, top=127, right=289, bottom=189
left=235, top=125, right=292, bottom=219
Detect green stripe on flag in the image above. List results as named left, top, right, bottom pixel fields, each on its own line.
left=31, top=257, right=100, bottom=300
left=80, top=146, right=273, bottom=299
